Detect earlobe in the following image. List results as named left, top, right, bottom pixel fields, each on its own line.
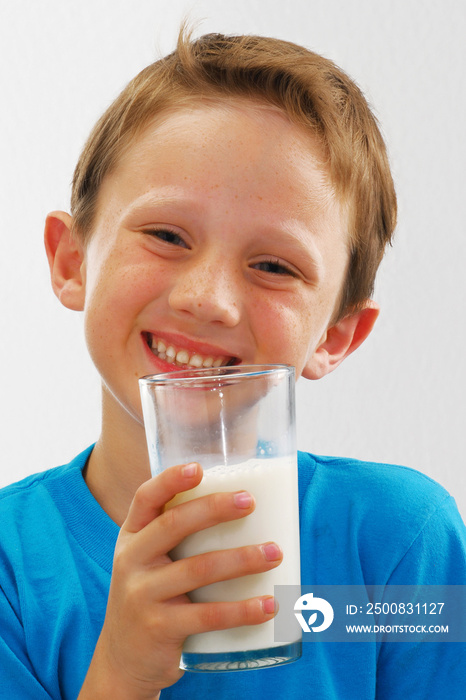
left=302, top=302, right=379, bottom=380
left=44, top=211, right=86, bottom=311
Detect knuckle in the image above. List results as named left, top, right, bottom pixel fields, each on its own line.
left=160, top=504, right=180, bottom=533
left=111, top=547, right=126, bottom=573
left=236, top=545, right=259, bottom=571
left=112, top=539, right=132, bottom=575
left=186, top=554, right=216, bottom=585
left=237, top=598, right=254, bottom=621
left=206, top=491, right=224, bottom=516
left=146, top=606, right=167, bottom=634
left=133, top=480, right=153, bottom=509
left=202, top=604, right=225, bottom=630
left=240, top=598, right=263, bottom=625
left=123, top=571, right=149, bottom=606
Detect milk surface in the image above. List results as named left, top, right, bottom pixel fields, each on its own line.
left=168, top=456, right=301, bottom=653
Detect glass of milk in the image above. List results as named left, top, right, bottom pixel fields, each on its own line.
left=139, top=364, right=301, bottom=672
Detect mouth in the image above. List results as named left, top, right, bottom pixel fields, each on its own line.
left=144, top=332, right=239, bottom=369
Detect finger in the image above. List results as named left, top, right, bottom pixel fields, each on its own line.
left=126, top=489, right=256, bottom=564
left=161, top=595, right=279, bottom=641
left=123, top=462, right=202, bottom=533
left=142, top=542, right=283, bottom=601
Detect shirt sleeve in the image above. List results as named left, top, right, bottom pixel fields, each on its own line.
left=376, top=495, right=466, bottom=699
left=0, top=585, right=54, bottom=699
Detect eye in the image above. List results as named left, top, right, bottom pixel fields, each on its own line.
left=144, top=228, right=190, bottom=248
left=252, top=259, right=297, bottom=277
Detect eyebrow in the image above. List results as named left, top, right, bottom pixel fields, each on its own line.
left=122, top=190, right=195, bottom=219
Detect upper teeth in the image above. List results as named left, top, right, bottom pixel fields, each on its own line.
left=149, top=336, right=231, bottom=368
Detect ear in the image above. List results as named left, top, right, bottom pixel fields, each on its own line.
left=44, top=211, right=86, bottom=311
left=302, top=301, right=379, bottom=380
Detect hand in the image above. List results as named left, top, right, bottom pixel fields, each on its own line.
left=79, top=462, right=283, bottom=700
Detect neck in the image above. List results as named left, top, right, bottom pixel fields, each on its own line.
left=84, top=387, right=152, bottom=526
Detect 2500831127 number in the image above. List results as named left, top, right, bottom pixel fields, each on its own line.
left=366, top=602, right=445, bottom=615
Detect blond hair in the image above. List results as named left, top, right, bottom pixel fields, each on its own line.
left=71, top=29, right=396, bottom=320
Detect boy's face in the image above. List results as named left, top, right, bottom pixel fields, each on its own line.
left=70, top=102, right=353, bottom=425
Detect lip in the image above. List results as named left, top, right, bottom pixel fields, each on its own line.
left=141, top=331, right=241, bottom=371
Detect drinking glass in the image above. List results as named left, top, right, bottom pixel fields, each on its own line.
left=139, top=364, right=301, bottom=672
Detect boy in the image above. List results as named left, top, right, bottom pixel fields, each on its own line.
left=1, top=29, right=465, bottom=699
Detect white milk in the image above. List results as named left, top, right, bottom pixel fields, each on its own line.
left=167, top=456, right=301, bottom=654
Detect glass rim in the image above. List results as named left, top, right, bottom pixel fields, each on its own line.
left=138, top=363, right=294, bottom=387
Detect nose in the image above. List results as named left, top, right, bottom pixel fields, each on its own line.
left=168, top=256, right=241, bottom=327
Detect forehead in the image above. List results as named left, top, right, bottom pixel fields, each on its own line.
left=101, top=99, right=343, bottom=222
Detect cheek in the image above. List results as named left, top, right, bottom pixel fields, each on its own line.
left=82, top=264, right=138, bottom=353
left=83, top=273, right=124, bottom=338
left=253, top=285, right=336, bottom=371
left=85, top=249, right=160, bottom=314
left=253, top=298, right=317, bottom=364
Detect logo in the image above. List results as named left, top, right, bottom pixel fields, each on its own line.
left=294, top=592, right=334, bottom=633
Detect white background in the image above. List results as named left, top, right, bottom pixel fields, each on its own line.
left=1, top=0, right=465, bottom=518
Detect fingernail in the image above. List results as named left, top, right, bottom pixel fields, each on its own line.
left=233, top=491, right=253, bottom=508
left=261, top=542, right=282, bottom=561
left=262, top=596, right=277, bottom=615
left=182, top=463, right=198, bottom=477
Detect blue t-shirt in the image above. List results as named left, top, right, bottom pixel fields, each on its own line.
left=0, top=446, right=465, bottom=699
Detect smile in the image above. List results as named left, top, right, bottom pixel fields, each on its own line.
left=145, top=333, right=238, bottom=368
